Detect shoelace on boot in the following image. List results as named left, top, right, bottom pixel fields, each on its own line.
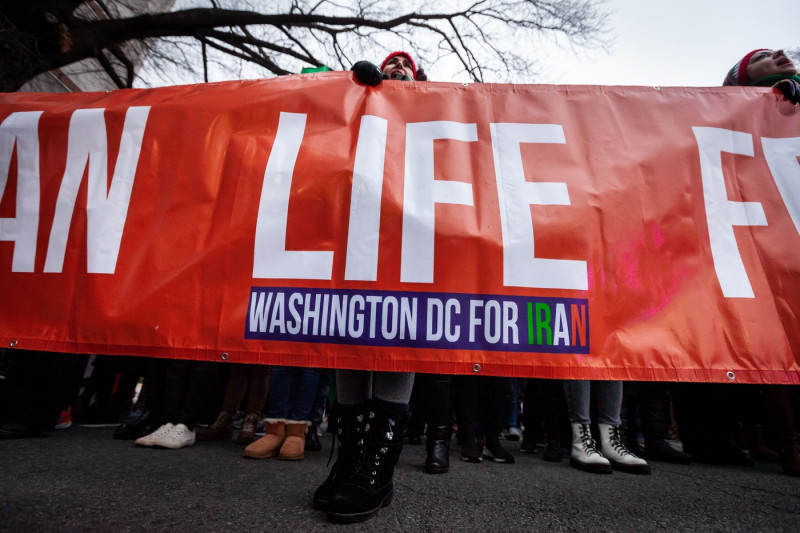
left=208, top=412, right=232, bottom=430
left=607, top=425, right=634, bottom=457
left=346, top=411, right=396, bottom=488
left=579, top=425, right=603, bottom=456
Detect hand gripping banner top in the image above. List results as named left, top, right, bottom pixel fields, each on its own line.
left=1, top=72, right=799, bottom=383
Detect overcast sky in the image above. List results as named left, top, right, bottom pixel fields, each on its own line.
left=537, top=0, right=800, bottom=87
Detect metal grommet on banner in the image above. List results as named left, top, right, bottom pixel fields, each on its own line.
left=726, top=371, right=736, bottom=381
left=461, top=82, right=468, bottom=88
left=220, top=352, right=229, bottom=361
left=653, top=86, right=661, bottom=91
left=9, top=340, right=17, bottom=348
left=472, top=363, right=481, bottom=373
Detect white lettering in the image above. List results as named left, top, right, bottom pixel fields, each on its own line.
left=490, top=123, right=587, bottom=290
left=401, top=121, right=477, bottom=283
left=692, top=127, right=767, bottom=298
left=762, top=136, right=800, bottom=238
left=44, top=106, right=149, bottom=274
left=345, top=116, right=387, bottom=281
left=0, top=111, right=42, bottom=272
left=253, top=112, right=333, bottom=279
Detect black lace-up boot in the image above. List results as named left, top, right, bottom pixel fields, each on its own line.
left=312, top=403, right=363, bottom=511
left=326, top=400, right=409, bottom=523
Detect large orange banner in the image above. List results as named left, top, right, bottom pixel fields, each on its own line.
left=1, top=73, right=799, bottom=383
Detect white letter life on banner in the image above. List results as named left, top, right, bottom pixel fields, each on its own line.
left=762, top=136, right=800, bottom=238
left=692, top=127, right=767, bottom=298
left=345, top=115, right=388, bottom=281
left=490, top=123, right=587, bottom=290
left=44, top=106, right=149, bottom=274
left=401, top=121, right=477, bottom=283
left=253, top=112, right=334, bottom=280
left=0, top=111, right=42, bottom=272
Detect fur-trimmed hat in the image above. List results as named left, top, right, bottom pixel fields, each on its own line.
left=723, top=49, right=768, bottom=86
left=381, top=51, right=417, bottom=80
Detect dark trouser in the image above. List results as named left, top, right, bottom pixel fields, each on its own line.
left=523, top=378, right=569, bottom=445
left=455, top=375, right=507, bottom=436
left=161, top=360, right=224, bottom=430
left=624, top=381, right=673, bottom=443
left=0, top=350, right=88, bottom=432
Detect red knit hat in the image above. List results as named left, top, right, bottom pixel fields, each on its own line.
left=381, top=51, right=417, bottom=80
left=724, top=49, right=768, bottom=86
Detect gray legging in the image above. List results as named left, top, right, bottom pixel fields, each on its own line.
left=335, top=370, right=415, bottom=406
left=564, top=380, right=623, bottom=426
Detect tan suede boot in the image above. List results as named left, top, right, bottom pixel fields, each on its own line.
left=279, top=422, right=308, bottom=460
left=243, top=420, right=286, bottom=459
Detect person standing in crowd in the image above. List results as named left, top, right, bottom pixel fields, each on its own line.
left=134, top=360, right=224, bottom=449
left=243, top=365, right=320, bottom=460
left=198, top=363, right=269, bottom=445
left=564, top=380, right=651, bottom=475
left=312, top=51, right=425, bottom=524
left=721, top=48, right=800, bottom=476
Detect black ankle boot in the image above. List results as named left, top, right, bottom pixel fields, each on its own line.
left=483, top=432, right=515, bottom=463
left=425, top=425, right=451, bottom=474
left=326, top=401, right=409, bottom=523
left=312, top=404, right=362, bottom=511
left=460, top=427, right=482, bottom=463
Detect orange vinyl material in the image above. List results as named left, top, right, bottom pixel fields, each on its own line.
left=1, top=73, right=798, bottom=383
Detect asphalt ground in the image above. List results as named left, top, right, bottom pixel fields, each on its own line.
left=1, top=425, right=799, bottom=532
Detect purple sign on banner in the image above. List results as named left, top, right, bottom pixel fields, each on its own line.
left=245, top=287, right=589, bottom=354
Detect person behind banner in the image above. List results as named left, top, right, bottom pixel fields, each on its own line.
left=311, top=50, right=425, bottom=525
left=563, top=379, right=651, bottom=475
left=722, top=48, right=800, bottom=104
left=721, top=48, right=800, bottom=477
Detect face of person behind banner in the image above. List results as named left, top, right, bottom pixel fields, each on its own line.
left=746, top=49, right=797, bottom=81
left=382, top=55, right=415, bottom=80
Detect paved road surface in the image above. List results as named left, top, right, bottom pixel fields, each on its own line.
left=1, top=426, right=799, bottom=532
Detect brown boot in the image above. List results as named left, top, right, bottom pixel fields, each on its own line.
left=745, top=425, right=779, bottom=462
left=236, top=412, right=261, bottom=444
left=243, top=420, right=286, bottom=459
left=196, top=411, right=233, bottom=441
left=279, top=422, right=308, bottom=460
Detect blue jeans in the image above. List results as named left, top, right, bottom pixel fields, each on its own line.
left=563, top=380, right=623, bottom=426
left=268, top=366, right=321, bottom=422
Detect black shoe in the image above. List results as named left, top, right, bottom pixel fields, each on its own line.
left=407, top=433, right=422, bottom=445
left=723, top=441, right=754, bottom=466
left=0, top=423, right=43, bottom=439
left=520, top=438, right=537, bottom=454
left=542, top=440, right=563, bottom=462
left=425, top=426, right=451, bottom=474
left=460, top=430, right=482, bottom=463
left=313, top=405, right=361, bottom=512
left=306, top=427, right=322, bottom=451
left=113, top=411, right=156, bottom=440
left=645, top=439, right=692, bottom=464
left=326, top=402, right=409, bottom=523
left=483, top=433, right=515, bottom=463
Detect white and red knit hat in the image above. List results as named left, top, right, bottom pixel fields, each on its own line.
left=724, top=49, right=768, bottom=86
left=380, top=51, right=417, bottom=80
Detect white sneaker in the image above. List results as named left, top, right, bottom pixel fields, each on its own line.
left=152, top=423, right=196, bottom=449
left=598, top=423, right=651, bottom=475
left=570, top=423, right=612, bottom=474
left=135, top=423, right=174, bottom=447
left=504, top=427, right=523, bottom=441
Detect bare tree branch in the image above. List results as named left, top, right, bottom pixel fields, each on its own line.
left=1, top=0, right=611, bottom=92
